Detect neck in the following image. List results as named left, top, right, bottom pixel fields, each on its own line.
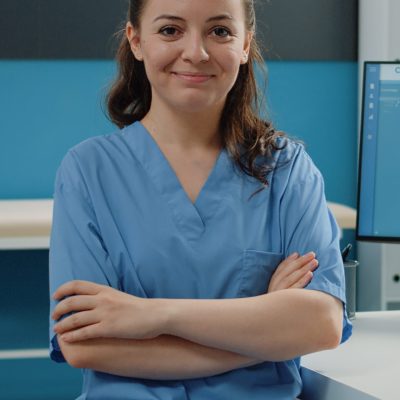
left=141, top=99, right=224, bottom=151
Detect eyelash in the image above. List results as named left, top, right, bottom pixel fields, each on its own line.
left=212, top=27, right=231, bottom=38
left=158, top=26, right=232, bottom=39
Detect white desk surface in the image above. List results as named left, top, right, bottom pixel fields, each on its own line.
left=301, top=311, right=400, bottom=400
left=326, top=201, right=357, bottom=229
left=0, top=199, right=53, bottom=249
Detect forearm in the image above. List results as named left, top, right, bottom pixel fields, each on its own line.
left=163, top=289, right=343, bottom=361
left=58, top=334, right=263, bottom=380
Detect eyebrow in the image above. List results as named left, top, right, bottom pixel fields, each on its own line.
left=152, top=13, right=234, bottom=24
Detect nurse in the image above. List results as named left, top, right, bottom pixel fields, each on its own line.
left=49, top=0, right=352, bottom=399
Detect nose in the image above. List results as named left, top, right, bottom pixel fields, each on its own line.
left=181, top=32, right=210, bottom=64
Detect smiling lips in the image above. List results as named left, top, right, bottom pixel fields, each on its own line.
left=171, top=72, right=214, bottom=83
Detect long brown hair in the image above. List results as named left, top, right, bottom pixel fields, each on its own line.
left=106, top=0, right=287, bottom=192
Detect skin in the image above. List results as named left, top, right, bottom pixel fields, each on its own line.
left=51, top=0, right=343, bottom=378
left=126, top=0, right=252, bottom=150
left=125, top=0, right=254, bottom=203
left=52, top=253, right=319, bottom=342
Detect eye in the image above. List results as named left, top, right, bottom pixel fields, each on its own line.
left=158, top=26, right=181, bottom=37
left=211, top=26, right=232, bottom=38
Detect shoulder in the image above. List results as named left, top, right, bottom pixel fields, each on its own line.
left=54, top=122, right=145, bottom=197
left=67, top=129, right=124, bottom=162
left=55, top=127, right=125, bottom=191
left=62, top=121, right=145, bottom=162
left=272, top=138, right=322, bottom=184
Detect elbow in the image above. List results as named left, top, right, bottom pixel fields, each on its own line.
left=57, top=334, right=88, bottom=369
left=321, top=322, right=342, bottom=350
left=318, top=298, right=343, bottom=350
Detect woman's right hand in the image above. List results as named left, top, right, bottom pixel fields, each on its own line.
left=268, top=252, right=318, bottom=293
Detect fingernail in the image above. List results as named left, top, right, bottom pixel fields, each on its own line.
left=289, top=252, right=298, bottom=260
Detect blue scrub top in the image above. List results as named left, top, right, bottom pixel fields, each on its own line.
left=49, top=121, right=352, bottom=400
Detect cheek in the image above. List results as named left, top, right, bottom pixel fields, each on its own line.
left=142, top=41, right=178, bottom=73
left=214, top=44, right=243, bottom=68
left=217, top=49, right=243, bottom=78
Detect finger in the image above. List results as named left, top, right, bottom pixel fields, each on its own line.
left=272, top=252, right=316, bottom=288
left=60, top=323, right=102, bottom=343
left=54, top=310, right=99, bottom=335
left=290, top=271, right=314, bottom=289
left=270, top=253, right=299, bottom=284
left=275, top=252, right=315, bottom=277
left=291, top=258, right=318, bottom=285
left=292, top=251, right=316, bottom=270
left=287, top=252, right=299, bottom=261
left=52, top=295, right=97, bottom=321
left=275, top=252, right=299, bottom=272
left=281, top=258, right=318, bottom=288
left=53, top=280, right=102, bottom=300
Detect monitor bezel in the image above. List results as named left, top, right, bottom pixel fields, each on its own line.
left=356, top=60, right=400, bottom=243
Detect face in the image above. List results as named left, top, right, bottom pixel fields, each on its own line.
left=126, top=0, right=252, bottom=114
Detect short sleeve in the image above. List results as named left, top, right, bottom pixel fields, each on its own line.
left=279, top=147, right=352, bottom=344
left=49, top=151, right=120, bottom=362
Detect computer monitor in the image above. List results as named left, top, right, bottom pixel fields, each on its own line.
left=357, top=61, right=400, bottom=242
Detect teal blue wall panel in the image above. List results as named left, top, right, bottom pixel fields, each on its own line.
left=0, top=250, right=49, bottom=349
left=0, top=60, right=358, bottom=208
left=266, top=61, right=358, bottom=207
left=1, top=358, right=81, bottom=399
left=0, top=60, right=115, bottom=199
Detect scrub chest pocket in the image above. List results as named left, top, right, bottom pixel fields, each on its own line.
left=238, top=250, right=284, bottom=297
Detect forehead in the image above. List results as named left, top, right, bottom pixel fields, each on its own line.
left=142, top=0, right=245, bottom=22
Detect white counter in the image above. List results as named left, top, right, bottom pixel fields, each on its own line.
left=0, top=199, right=53, bottom=249
left=301, top=311, right=400, bottom=400
left=327, top=201, right=357, bottom=229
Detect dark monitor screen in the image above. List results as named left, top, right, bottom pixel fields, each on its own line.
left=357, top=62, right=400, bottom=242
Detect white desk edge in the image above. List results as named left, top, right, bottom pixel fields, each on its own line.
left=300, top=311, right=400, bottom=400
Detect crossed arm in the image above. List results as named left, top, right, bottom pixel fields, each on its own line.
left=58, top=334, right=261, bottom=380
left=54, top=253, right=343, bottom=380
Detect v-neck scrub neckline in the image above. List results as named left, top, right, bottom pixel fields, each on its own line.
left=126, top=121, right=232, bottom=240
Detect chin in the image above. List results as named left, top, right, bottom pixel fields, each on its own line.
left=173, top=95, right=224, bottom=114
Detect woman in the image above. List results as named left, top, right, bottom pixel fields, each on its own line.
left=49, top=0, right=352, bottom=398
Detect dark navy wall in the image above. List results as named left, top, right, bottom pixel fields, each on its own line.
left=1, top=0, right=357, bottom=60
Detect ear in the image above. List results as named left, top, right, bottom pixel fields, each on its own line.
left=241, top=30, right=253, bottom=64
left=126, top=22, right=143, bottom=61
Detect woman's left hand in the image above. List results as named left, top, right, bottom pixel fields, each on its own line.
left=51, top=280, right=165, bottom=343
